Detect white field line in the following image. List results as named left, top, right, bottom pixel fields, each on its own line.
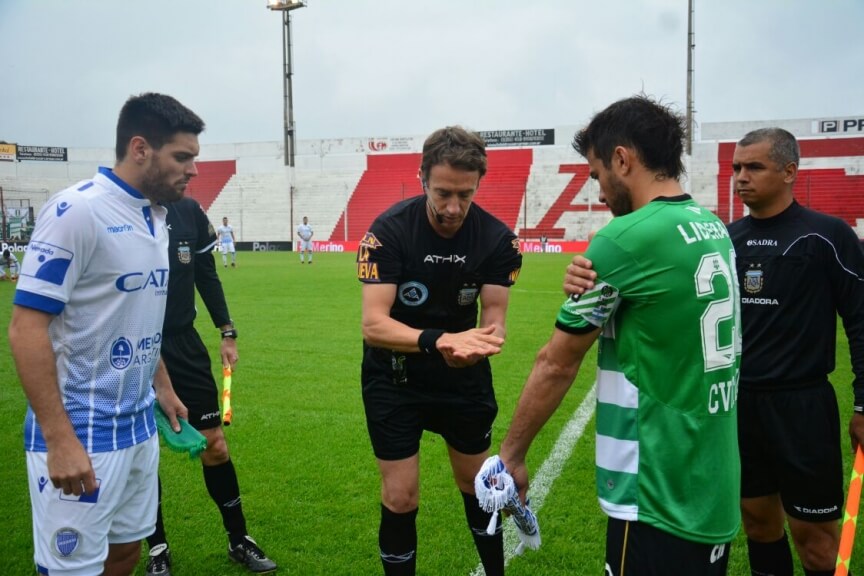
left=470, top=382, right=598, bottom=576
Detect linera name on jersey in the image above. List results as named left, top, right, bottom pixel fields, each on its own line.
left=676, top=220, right=729, bottom=245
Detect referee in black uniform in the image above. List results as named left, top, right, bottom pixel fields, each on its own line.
left=357, top=126, right=522, bottom=576
left=144, top=197, right=276, bottom=575
left=729, top=128, right=864, bottom=576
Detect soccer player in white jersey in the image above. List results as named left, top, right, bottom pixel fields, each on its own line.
left=296, top=215, right=313, bottom=264
left=0, top=248, right=19, bottom=280
left=8, top=93, right=202, bottom=576
left=497, top=96, right=741, bottom=575
left=217, top=216, right=237, bottom=267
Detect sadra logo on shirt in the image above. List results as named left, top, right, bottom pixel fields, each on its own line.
left=21, top=241, right=74, bottom=286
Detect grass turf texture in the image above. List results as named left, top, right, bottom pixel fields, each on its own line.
left=0, top=251, right=859, bottom=575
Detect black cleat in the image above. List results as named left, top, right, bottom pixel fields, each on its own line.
left=228, top=536, right=277, bottom=573
left=145, top=543, right=172, bottom=576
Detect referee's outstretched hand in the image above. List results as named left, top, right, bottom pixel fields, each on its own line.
left=438, top=326, right=503, bottom=368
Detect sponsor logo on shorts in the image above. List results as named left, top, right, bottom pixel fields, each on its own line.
left=710, top=543, right=727, bottom=563
left=793, top=504, right=838, bottom=515
left=201, top=411, right=221, bottom=422
left=53, top=528, right=80, bottom=558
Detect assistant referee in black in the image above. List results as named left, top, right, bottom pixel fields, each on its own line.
left=144, top=197, right=276, bottom=575
left=729, top=128, right=864, bottom=576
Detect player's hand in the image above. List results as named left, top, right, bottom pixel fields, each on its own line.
left=220, top=337, right=239, bottom=370
left=156, top=386, right=189, bottom=433
left=437, top=326, right=503, bottom=368
left=47, top=436, right=97, bottom=496
left=501, top=455, right=530, bottom=505
left=850, top=412, right=864, bottom=452
left=564, top=255, right=596, bottom=295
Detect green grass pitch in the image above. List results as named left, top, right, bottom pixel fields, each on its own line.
left=0, top=251, right=859, bottom=574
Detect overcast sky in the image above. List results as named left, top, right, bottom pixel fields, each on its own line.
left=1, top=0, right=862, bottom=148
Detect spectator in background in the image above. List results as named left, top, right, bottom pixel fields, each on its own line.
left=297, top=216, right=314, bottom=264
left=8, top=92, right=194, bottom=576
left=357, top=125, right=522, bottom=575
left=217, top=216, right=237, bottom=268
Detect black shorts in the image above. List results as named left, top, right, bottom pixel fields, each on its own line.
left=605, top=518, right=731, bottom=576
left=361, top=347, right=497, bottom=461
left=738, top=380, right=843, bottom=521
left=161, top=328, right=222, bottom=431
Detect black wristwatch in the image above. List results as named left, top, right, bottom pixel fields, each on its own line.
left=221, top=326, right=238, bottom=340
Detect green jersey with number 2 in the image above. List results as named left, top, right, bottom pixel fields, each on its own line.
left=557, top=196, right=741, bottom=544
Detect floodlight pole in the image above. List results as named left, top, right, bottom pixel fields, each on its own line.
left=267, top=1, right=306, bottom=167
left=685, top=0, right=695, bottom=156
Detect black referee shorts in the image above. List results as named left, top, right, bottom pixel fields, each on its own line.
left=361, top=348, right=498, bottom=461
left=161, top=328, right=222, bottom=431
left=738, top=380, right=844, bottom=521
left=605, top=518, right=731, bottom=576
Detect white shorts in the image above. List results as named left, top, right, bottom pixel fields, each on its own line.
left=299, top=239, right=312, bottom=251
left=26, top=435, right=159, bottom=576
left=221, top=241, right=236, bottom=254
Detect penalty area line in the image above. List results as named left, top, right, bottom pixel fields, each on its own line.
left=470, top=382, right=597, bottom=576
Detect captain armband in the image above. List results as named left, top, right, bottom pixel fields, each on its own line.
left=418, top=329, right=445, bottom=356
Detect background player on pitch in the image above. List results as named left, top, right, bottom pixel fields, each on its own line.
left=144, top=197, right=275, bottom=575
left=217, top=216, right=237, bottom=268
left=357, top=125, right=522, bottom=575
left=296, top=216, right=314, bottom=264
left=9, top=92, right=194, bottom=576
left=500, top=96, right=741, bottom=576
left=0, top=248, right=19, bottom=280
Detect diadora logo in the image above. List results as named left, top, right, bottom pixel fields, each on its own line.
left=56, top=201, right=71, bottom=217
left=106, top=224, right=134, bottom=234
left=424, top=254, right=466, bottom=264
left=115, top=269, right=169, bottom=294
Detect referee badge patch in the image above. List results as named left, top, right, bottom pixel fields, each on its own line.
left=457, top=287, right=478, bottom=306
left=177, top=243, right=192, bottom=265
left=744, top=264, right=763, bottom=294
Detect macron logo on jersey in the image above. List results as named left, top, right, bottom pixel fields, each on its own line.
left=56, top=201, right=72, bottom=217
left=22, top=241, right=74, bottom=286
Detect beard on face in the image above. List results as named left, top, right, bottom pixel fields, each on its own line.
left=140, top=160, right=186, bottom=204
left=604, top=173, right=633, bottom=217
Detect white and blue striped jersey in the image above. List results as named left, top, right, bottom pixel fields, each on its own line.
left=14, top=167, right=170, bottom=453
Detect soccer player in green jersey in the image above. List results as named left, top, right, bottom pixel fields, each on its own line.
left=498, top=95, right=742, bottom=575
